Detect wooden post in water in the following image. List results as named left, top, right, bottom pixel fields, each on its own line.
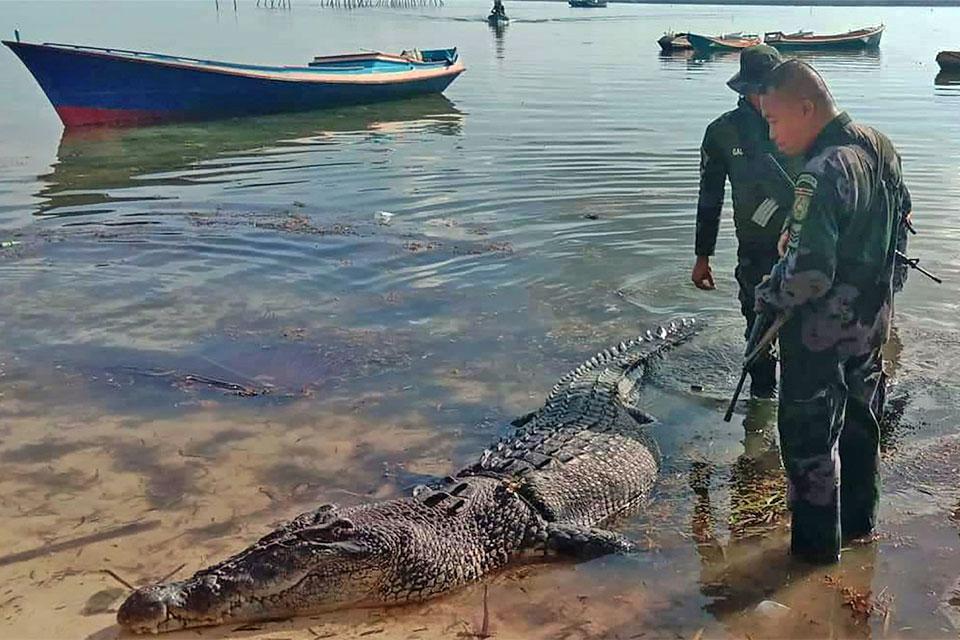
left=256, top=0, right=292, bottom=10
left=319, top=0, right=443, bottom=7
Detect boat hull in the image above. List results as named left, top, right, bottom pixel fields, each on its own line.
left=658, top=33, right=692, bottom=52
left=765, top=26, right=884, bottom=51
left=687, top=33, right=762, bottom=53
left=937, top=50, right=960, bottom=72
left=568, top=0, right=607, bottom=7
left=4, top=41, right=464, bottom=127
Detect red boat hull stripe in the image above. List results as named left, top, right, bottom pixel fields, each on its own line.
left=55, top=105, right=176, bottom=127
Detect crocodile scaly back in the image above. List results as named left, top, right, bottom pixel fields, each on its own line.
left=460, top=319, right=697, bottom=526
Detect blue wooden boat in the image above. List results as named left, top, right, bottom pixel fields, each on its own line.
left=2, top=39, right=465, bottom=127
left=569, top=0, right=607, bottom=7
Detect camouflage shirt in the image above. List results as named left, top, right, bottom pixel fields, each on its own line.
left=755, top=112, right=912, bottom=356
left=695, top=98, right=801, bottom=256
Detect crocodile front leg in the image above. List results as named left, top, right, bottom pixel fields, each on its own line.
left=544, top=522, right=638, bottom=558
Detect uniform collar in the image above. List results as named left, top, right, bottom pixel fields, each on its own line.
left=806, top=111, right=852, bottom=159
left=737, top=96, right=762, bottom=118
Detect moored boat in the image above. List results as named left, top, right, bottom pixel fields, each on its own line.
left=569, top=0, right=607, bottom=7
left=3, top=39, right=465, bottom=127
left=937, top=50, right=960, bottom=72
left=764, top=25, right=884, bottom=50
left=687, top=32, right=762, bottom=54
left=658, top=32, right=693, bottom=52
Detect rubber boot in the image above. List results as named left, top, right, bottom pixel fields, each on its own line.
left=749, top=353, right=777, bottom=399
left=790, top=501, right=841, bottom=565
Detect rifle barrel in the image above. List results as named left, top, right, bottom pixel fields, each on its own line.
left=723, top=312, right=790, bottom=423
left=896, top=250, right=943, bottom=284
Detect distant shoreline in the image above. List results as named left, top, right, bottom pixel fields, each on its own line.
left=530, top=0, right=960, bottom=6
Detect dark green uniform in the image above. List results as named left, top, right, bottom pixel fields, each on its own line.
left=755, top=112, right=911, bottom=562
left=696, top=98, right=799, bottom=392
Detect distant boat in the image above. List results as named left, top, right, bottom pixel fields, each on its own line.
left=569, top=0, right=607, bottom=7
left=658, top=32, right=693, bottom=52
left=687, top=32, right=762, bottom=54
left=3, top=39, right=465, bottom=127
left=487, top=12, right=509, bottom=26
left=936, top=50, right=960, bottom=72
left=764, top=25, right=884, bottom=50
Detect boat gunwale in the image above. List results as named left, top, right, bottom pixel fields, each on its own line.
left=2, top=40, right=464, bottom=85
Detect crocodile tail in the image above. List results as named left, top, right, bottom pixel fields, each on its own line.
left=544, top=317, right=698, bottom=401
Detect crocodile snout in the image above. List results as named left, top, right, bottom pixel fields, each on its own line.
left=117, top=586, right=168, bottom=633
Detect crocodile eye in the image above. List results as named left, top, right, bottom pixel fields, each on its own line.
left=297, top=518, right=355, bottom=543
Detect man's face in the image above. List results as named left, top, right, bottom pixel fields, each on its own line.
left=760, top=90, right=813, bottom=156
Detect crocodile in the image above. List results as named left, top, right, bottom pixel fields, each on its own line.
left=118, top=318, right=697, bottom=633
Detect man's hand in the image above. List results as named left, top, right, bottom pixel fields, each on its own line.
left=777, top=229, right=789, bottom=257
left=754, top=274, right=773, bottom=315
left=691, top=256, right=716, bottom=290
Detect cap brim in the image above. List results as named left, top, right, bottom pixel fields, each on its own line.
left=727, top=73, right=763, bottom=95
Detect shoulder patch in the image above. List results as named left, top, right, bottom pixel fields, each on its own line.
left=792, top=173, right=818, bottom=222
left=796, top=174, right=818, bottom=191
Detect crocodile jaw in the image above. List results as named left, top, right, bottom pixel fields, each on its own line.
left=117, top=567, right=378, bottom=634
left=116, top=520, right=383, bottom=633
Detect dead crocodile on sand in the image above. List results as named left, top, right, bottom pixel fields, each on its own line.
left=118, top=318, right=697, bottom=633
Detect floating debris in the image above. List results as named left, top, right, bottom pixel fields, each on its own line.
left=754, top=599, right=791, bottom=620
left=119, top=367, right=267, bottom=397
left=823, top=574, right=892, bottom=625
left=728, top=455, right=788, bottom=539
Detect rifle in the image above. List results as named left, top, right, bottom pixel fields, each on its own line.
left=765, top=153, right=942, bottom=286
left=723, top=311, right=791, bottom=422
left=763, top=153, right=797, bottom=208
left=895, top=250, right=942, bottom=284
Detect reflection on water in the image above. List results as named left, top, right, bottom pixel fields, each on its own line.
left=38, top=96, right=463, bottom=216
left=658, top=48, right=739, bottom=67
left=935, top=71, right=960, bottom=90
left=790, top=47, right=882, bottom=64
left=659, top=46, right=882, bottom=72
left=489, top=19, right=507, bottom=59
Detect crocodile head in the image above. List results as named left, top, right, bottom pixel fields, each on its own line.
left=117, top=505, right=389, bottom=633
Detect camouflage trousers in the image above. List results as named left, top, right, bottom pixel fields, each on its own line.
left=734, top=245, right=780, bottom=392
left=778, top=316, right=884, bottom=563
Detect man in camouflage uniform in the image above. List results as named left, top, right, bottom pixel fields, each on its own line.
left=692, top=45, right=800, bottom=398
left=757, top=60, right=912, bottom=563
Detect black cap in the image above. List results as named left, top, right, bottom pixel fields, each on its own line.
left=727, top=44, right=783, bottom=95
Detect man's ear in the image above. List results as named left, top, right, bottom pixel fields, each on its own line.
left=800, top=98, right=816, bottom=119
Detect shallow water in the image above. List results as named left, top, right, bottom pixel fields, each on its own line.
left=1, top=2, right=959, bottom=638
